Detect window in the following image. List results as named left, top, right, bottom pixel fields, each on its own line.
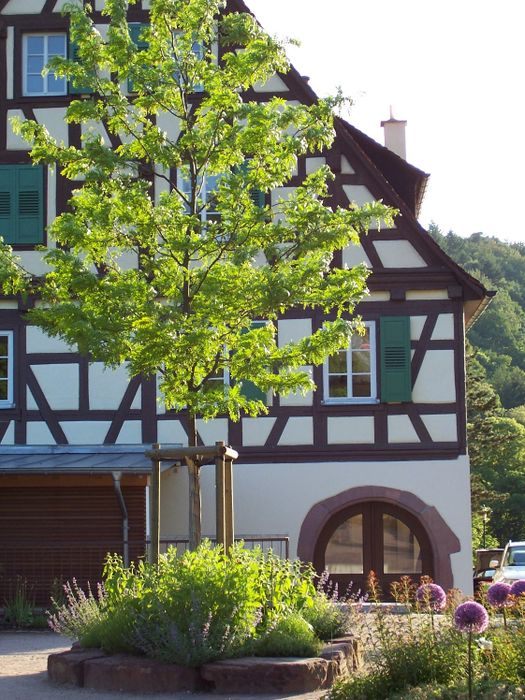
left=178, top=170, right=221, bottom=223
left=324, top=322, right=377, bottom=403
left=0, top=332, right=14, bottom=407
left=0, top=165, right=44, bottom=245
left=23, top=34, right=67, bottom=96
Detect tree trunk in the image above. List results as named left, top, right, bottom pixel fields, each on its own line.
left=187, top=412, right=202, bottom=550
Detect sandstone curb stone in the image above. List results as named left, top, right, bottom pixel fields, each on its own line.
left=83, top=654, right=201, bottom=693
left=48, top=649, right=107, bottom=687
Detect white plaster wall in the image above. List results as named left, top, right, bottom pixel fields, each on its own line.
left=277, top=319, right=313, bottom=406
left=360, top=291, right=390, bottom=302
left=116, top=420, right=143, bottom=444
left=406, top=290, right=448, bottom=300
left=305, top=157, right=326, bottom=174
left=34, top=108, right=69, bottom=146
left=197, top=418, right=228, bottom=446
left=6, top=27, right=14, bottom=100
left=341, top=156, right=355, bottom=174
left=327, top=416, right=374, bottom=444
left=159, top=455, right=473, bottom=593
left=280, top=367, right=313, bottom=407
left=0, top=301, right=19, bottom=310
left=410, top=316, right=427, bottom=341
left=1, top=421, right=14, bottom=445
left=17, top=251, right=52, bottom=276
left=342, top=243, right=371, bottom=269
left=387, top=415, right=420, bottom=443
left=32, top=364, right=79, bottom=410
left=412, top=350, right=456, bottom=403
left=374, top=240, right=427, bottom=268
left=253, top=75, right=288, bottom=93
left=157, top=419, right=189, bottom=446
left=342, top=184, right=374, bottom=206
left=60, top=420, right=112, bottom=444
left=2, top=0, right=45, bottom=13
left=421, top=414, right=458, bottom=442
left=89, top=364, right=135, bottom=411
left=27, top=421, right=55, bottom=444
left=26, top=326, right=73, bottom=353
left=7, top=110, right=30, bottom=150
left=278, top=416, right=313, bottom=445
left=242, top=417, right=276, bottom=447
left=432, top=314, right=455, bottom=340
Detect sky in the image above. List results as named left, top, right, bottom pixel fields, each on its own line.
left=247, top=0, right=525, bottom=243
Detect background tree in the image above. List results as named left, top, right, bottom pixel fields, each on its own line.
left=1, top=0, right=392, bottom=546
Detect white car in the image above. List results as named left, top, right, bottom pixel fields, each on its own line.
left=492, top=541, right=525, bottom=584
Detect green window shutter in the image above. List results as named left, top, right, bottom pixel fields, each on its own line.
left=0, top=167, right=15, bottom=244
left=68, top=40, right=93, bottom=95
left=236, top=160, right=265, bottom=208
left=16, top=166, right=44, bottom=245
left=128, top=23, right=149, bottom=93
left=0, top=166, right=43, bottom=245
left=240, top=321, right=268, bottom=403
left=380, top=316, right=412, bottom=403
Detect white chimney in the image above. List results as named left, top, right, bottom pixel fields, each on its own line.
left=381, top=106, right=407, bottom=160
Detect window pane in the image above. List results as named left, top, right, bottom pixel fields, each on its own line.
left=27, top=56, right=44, bottom=73
left=0, top=359, right=7, bottom=378
left=0, top=337, right=7, bottom=356
left=383, top=514, right=422, bottom=574
left=27, top=36, right=44, bottom=54
left=352, top=374, right=371, bottom=397
left=47, top=73, right=66, bottom=94
left=325, top=514, right=363, bottom=574
left=48, top=34, right=66, bottom=56
left=27, top=74, right=44, bottom=94
left=351, top=328, right=370, bottom=350
left=329, top=375, right=347, bottom=398
left=329, top=351, right=347, bottom=373
left=0, top=381, right=7, bottom=401
left=352, top=351, right=370, bottom=373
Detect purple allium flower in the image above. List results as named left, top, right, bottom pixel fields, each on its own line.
left=511, top=580, right=525, bottom=597
left=454, top=601, right=489, bottom=633
left=415, top=583, right=447, bottom=612
left=487, top=582, right=512, bottom=608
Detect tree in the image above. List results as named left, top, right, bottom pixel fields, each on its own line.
left=0, top=0, right=392, bottom=546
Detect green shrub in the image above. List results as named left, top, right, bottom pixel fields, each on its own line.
left=302, top=593, right=349, bottom=640
left=252, top=613, right=322, bottom=658
left=388, top=679, right=525, bottom=699
left=4, top=578, right=34, bottom=628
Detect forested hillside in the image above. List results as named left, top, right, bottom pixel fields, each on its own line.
left=429, top=224, right=525, bottom=546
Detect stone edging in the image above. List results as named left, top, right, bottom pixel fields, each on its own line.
left=48, top=637, right=361, bottom=694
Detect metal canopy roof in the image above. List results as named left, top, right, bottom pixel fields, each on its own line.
left=0, top=445, right=169, bottom=475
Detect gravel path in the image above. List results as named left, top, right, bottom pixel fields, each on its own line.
left=0, top=631, right=325, bottom=699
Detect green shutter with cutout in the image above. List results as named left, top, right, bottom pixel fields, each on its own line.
left=236, top=161, right=265, bottom=208
left=0, top=166, right=43, bottom=245
left=380, top=316, right=412, bottom=403
left=240, top=321, right=268, bottom=403
left=68, top=40, right=93, bottom=95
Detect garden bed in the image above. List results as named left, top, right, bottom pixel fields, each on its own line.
left=48, top=636, right=361, bottom=694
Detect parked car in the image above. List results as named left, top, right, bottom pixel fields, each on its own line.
left=473, top=548, right=503, bottom=591
left=492, top=541, right=525, bottom=584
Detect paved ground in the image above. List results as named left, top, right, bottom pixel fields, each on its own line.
left=0, top=631, right=326, bottom=699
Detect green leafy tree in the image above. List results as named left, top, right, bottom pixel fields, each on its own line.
left=0, top=0, right=392, bottom=544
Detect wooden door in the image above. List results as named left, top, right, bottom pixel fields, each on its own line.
left=313, top=501, right=434, bottom=600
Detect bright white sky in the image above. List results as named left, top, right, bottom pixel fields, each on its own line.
left=248, top=0, right=525, bottom=243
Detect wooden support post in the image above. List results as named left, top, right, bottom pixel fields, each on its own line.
left=224, top=456, right=234, bottom=552
left=188, top=458, right=202, bottom=550
left=215, top=442, right=226, bottom=548
left=149, top=443, right=161, bottom=565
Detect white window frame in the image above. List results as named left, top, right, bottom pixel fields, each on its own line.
left=0, top=331, right=14, bottom=408
left=23, top=33, right=67, bottom=97
left=323, top=321, right=378, bottom=404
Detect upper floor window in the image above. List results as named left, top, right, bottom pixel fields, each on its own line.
left=23, top=34, right=67, bottom=96
left=0, top=165, right=44, bottom=246
left=324, top=322, right=377, bottom=403
left=0, top=331, right=14, bottom=408
left=178, top=170, right=221, bottom=223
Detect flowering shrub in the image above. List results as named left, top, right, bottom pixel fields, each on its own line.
left=487, top=583, right=512, bottom=608
left=49, top=541, right=344, bottom=665
left=415, top=583, right=447, bottom=612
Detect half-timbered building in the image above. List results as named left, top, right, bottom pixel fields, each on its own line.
left=0, top=0, right=489, bottom=602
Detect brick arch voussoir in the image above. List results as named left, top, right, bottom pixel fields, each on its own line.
left=296, top=485, right=460, bottom=592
